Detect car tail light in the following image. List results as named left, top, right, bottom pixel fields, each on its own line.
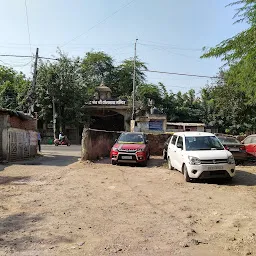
left=111, top=148, right=118, bottom=155
left=224, top=145, right=230, bottom=151
left=240, top=145, right=246, bottom=151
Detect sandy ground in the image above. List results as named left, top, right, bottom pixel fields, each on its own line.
left=0, top=145, right=256, bottom=256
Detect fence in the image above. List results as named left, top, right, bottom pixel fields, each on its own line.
left=81, top=128, right=172, bottom=161
left=0, top=128, right=37, bottom=162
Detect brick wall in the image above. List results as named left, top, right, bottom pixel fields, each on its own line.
left=81, top=129, right=120, bottom=160
left=8, top=116, right=37, bottom=131
left=81, top=129, right=172, bottom=161
left=147, top=133, right=172, bottom=155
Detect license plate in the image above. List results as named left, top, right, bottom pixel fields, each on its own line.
left=230, top=147, right=239, bottom=152
left=122, top=156, right=132, bottom=160
left=208, top=165, right=223, bottom=170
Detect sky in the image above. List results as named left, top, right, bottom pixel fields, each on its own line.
left=0, top=0, right=247, bottom=94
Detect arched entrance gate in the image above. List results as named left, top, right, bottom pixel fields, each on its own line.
left=84, top=82, right=131, bottom=132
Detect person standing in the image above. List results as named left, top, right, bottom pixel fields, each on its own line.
left=38, top=132, right=41, bottom=152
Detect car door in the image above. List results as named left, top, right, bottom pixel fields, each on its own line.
left=168, top=135, right=178, bottom=168
left=175, top=136, right=184, bottom=172
left=243, top=136, right=255, bottom=157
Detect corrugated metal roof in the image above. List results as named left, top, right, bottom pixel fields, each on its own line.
left=0, top=108, right=35, bottom=120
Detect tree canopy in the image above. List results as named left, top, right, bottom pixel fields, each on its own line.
left=200, top=0, right=256, bottom=134
left=0, top=66, right=30, bottom=110
left=1, top=0, right=256, bottom=136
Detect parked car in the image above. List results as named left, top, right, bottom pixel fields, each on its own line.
left=167, top=132, right=236, bottom=182
left=163, top=136, right=172, bottom=160
left=217, top=135, right=247, bottom=164
left=110, top=132, right=150, bottom=166
left=241, top=134, right=256, bottom=158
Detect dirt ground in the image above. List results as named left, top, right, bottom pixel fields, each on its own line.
left=0, top=145, right=256, bottom=256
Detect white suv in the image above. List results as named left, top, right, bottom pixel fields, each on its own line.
left=167, top=132, right=236, bottom=182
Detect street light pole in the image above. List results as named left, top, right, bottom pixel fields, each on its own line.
left=132, top=39, right=138, bottom=121
left=52, top=96, right=56, bottom=139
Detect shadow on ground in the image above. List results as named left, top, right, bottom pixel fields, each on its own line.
left=18, top=154, right=80, bottom=167
left=229, top=170, right=256, bottom=186
left=0, top=176, right=30, bottom=185
left=192, top=170, right=256, bottom=186
left=0, top=213, right=73, bottom=252
left=94, top=156, right=165, bottom=168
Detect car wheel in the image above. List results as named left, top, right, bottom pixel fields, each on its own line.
left=167, top=157, right=174, bottom=170
left=55, top=143, right=59, bottom=146
left=111, top=160, right=117, bottom=165
left=163, top=149, right=167, bottom=160
left=226, top=176, right=233, bottom=182
left=141, top=160, right=147, bottom=167
left=183, top=165, right=191, bottom=182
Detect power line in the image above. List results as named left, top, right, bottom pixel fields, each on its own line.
left=0, top=54, right=32, bottom=58
left=140, top=41, right=203, bottom=51
left=142, top=69, right=219, bottom=79
left=0, top=58, right=33, bottom=67
left=61, top=0, right=137, bottom=47
left=0, top=53, right=219, bottom=79
left=0, top=54, right=58, bottom=61
left=39, top=56, right=58, bottom=61
left=24, top=0, right=32, bottom=54
left=139, top=43, right=201, bottom=59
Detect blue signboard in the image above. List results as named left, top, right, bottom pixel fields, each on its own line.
left=149, top=120, right=163, bottom=131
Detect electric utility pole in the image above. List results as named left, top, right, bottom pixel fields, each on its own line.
left=132, top=39, right=138, bottom=121
left=52, top=96, right=57, bottom=139
left=29, top=47, right=39, bottom=114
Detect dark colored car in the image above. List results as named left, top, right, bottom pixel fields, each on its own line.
left=217, top=135, right=247, bottom=164
left=241, top=134, right=256, bottom=158
left=110, top=132, right=150, bottom=166
left=163, top=136, right=172, bottom=160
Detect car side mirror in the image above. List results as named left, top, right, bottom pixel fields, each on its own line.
left=115, top=139, right=117, bottom=143
left=145, top=140, right=148, bottom=144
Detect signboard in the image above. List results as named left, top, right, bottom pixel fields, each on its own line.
left=149, top=120, right=163, bottom=131
left=87, top=99, right=126, bottom=105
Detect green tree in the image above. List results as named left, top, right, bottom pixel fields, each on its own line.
left=80, top=51, right=115, bottom=91
left=201, top=1, right=256, bottom=133
left=36, top=51, right=87, bottom=131
left=0, top=66, right=30, bottom=110
left=201, top=1, right=256, bottom=64
left=110, top=58, right=147, bottom=98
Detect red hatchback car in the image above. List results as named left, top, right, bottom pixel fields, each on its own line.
left=110, top=132, right=150, bottom=166
left=242, top=134, right=256, bottom=158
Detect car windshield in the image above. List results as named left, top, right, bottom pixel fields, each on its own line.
left=218, top=137, right=240, bottom=144
left=185, top=136, right=224, bottom=151
left=117, top=133, right=145, bottom=144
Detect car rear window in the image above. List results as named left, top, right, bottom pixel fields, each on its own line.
left=218, top=137, right=240, bottom=144
left=244, top=136, right=256, bottom=144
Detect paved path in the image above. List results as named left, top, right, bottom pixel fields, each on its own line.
left=37, top=144, right=81, bottom=166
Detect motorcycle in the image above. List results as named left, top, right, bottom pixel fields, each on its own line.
left=54, top=136, right=71, bottom=146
